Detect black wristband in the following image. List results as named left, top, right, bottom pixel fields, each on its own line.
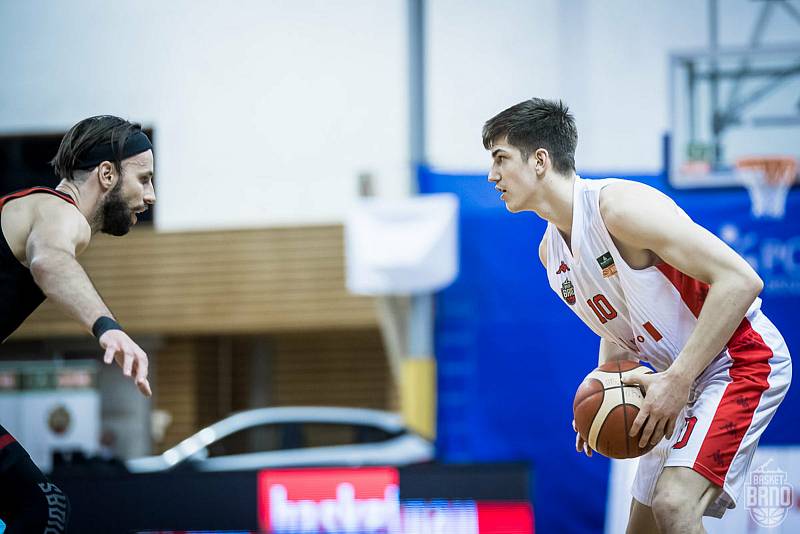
left=92, top=316, right=123, bottom=339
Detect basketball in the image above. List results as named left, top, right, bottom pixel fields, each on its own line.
left=573, top=360, right=656, bottom=459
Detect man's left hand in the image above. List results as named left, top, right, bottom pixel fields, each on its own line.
left=622, top=370, right=692, bottom=448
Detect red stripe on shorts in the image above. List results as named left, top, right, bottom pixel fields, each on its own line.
left=693, top=319, right=772, bottom=486
left=657, top=263, right=772, bottom=486
left=0, top=433, right=16, bottom=451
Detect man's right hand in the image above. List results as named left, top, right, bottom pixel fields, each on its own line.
left=573, top=419, right=593, bottom=457
left=99, top=330, right=152, bottom=397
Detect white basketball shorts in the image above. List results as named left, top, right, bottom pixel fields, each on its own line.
left=631, top=312, right=792, bottom=518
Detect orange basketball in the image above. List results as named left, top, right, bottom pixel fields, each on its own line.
left=573, top=360, right=656, bottom=459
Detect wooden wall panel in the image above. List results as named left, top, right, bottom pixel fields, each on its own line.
left=230, top=338, right=257, bottom=413
left=194, top=337, right=227, bottom=432
left=11, top=225, right=377, bottom=339
left=271, top=329, right=396, bottom=410
left=152, top=337, right=199, bottom=451
left=154, top=336, right=236, bottom=452
left=152, top=329, right=395, bottom=453
left=151, top=329, right=398, bottom=453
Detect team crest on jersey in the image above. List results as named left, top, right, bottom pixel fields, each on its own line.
left=561, top=279, right=576, bottom=305
left=596, top=251, right=618, bottom=278
left=555, top=261, right=570, bottom=274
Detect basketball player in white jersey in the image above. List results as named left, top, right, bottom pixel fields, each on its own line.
left=483, top=98, right=791, bottom=534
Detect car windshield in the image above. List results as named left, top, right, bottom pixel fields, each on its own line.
left=205, top=422, right=402, bottom=458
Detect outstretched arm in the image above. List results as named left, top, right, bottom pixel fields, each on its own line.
left=601, top=182, right=762, bottom=446
left=26, top=204, right=110, bottom=328
left=25, top=200, right=151, bottom=396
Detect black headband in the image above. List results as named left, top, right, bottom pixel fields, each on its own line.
left=75, top=130, right=153, bottom=170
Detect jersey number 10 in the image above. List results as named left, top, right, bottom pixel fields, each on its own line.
left=587, top=294, right=618, bottom=323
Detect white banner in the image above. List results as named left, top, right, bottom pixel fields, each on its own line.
left=606, top=446, right=800, bottom=533
left=345, top=194, right=459, bottom=295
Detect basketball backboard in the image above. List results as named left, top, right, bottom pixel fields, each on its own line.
left=669, top=45, right=800, bottom=189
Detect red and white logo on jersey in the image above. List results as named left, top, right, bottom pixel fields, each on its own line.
left=561, top=279, right=576, bottom=305
left=555, top=261, right=570, bottom=274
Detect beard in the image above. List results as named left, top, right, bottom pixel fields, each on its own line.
left=100, top=180, right=134, bottom=236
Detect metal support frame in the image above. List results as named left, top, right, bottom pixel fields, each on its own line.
left=407, top=0, right=432, bottom=364
left=687, top=60, right=697, bottom=142
left=778, top=0, right=800, bottom=24
left=725, top=63, right=800, bottom=120
left=408, top=0, right=426, bottom=183
left=724, top=0, right=775, bottom=116
left=357, top=2, right=435, bottom=435
left=708, top=0, right=721, bottom=163
left=685, top=0, right=800, bottom=163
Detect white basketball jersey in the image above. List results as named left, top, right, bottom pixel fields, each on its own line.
left=545, top=176, right=763, bottom=379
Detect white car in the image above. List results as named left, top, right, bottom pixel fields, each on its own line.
left=126, top=406, right=434, bottom=473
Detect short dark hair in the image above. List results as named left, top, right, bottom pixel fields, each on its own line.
left=482, top=98, right=577, bottom=174
left=50, top=115, right=144, bottom=181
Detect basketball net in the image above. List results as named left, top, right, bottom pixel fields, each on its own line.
left=735, top=156, right=797, bottom=219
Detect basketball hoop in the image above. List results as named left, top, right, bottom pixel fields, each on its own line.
left=735, top=156, right=797, bottom=219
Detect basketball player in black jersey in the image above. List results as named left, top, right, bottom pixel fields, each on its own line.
left=0, top=115, right=155, bottom=532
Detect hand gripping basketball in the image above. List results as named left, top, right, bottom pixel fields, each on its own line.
left=573, top=360, right=656, bottom=459
left=621, top=369, right=692, bottom=449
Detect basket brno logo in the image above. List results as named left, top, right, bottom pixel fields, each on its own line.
left=744, top=459, right=793, bottom=528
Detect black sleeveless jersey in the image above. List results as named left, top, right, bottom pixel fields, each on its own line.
left=0, top=187, right=78, bottom=342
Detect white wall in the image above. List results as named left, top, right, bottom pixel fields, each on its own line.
left=427, top=0, right=800, bottom=175
left=425, top=0, right=562, bottom=173
left=0, top=0, right=408, bottom=231
left=2, top=0, right=798, bottom=229
left=558, top=0, right=708, bottom=174
left=427, top=0, right=707, bottom=173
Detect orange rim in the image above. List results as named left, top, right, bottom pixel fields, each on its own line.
left=735, top=156, right=798, bottom=185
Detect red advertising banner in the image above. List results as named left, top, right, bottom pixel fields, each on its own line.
left=258, top=467, right=400, bottom=532
left=257, top=467, right=534, bottom=534
left=477, top=502, right=534, bottom=533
